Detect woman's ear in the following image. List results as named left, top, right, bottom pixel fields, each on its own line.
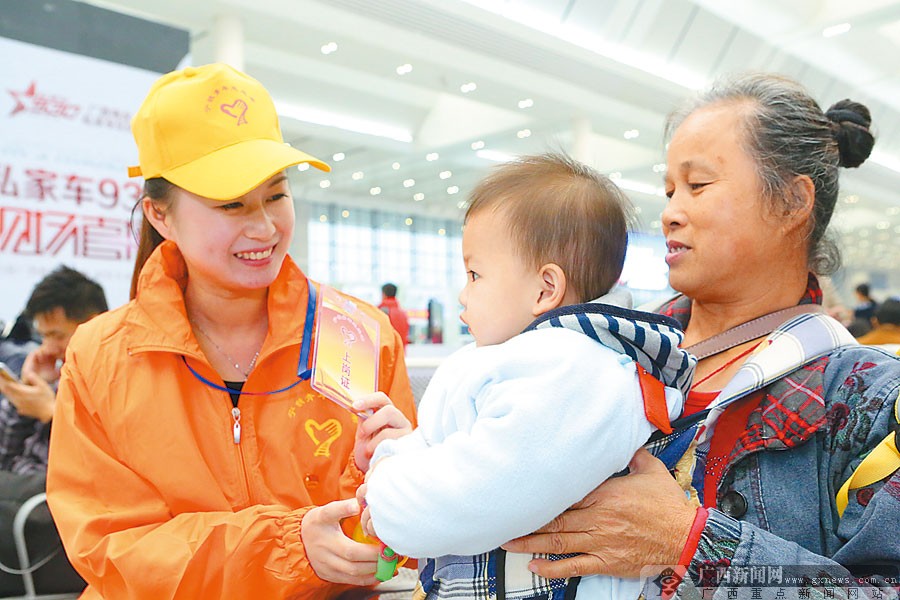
left=533, top=263, right=568, bottom=316
left=782, top=174, right=816, bottom=234
left=142, top=197, right=172, bottom=240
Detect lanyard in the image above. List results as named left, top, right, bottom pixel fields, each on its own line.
left=181, top=279, right=317, bottom=396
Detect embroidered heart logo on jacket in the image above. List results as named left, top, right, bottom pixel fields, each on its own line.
left=305, top=418, right=342, bottom=457
left=220, top=99, right=248, bottom=125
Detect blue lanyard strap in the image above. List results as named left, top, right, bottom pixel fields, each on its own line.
left=182, top=278, right=317, bottom=396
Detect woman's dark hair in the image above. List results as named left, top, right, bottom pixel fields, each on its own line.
left=665, top=73, right=875, bottom=276
left=130, top=178, right=175, bottom=300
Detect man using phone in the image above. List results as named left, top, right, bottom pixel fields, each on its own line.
left=0, top=266, right=107, bottom=595
left=0, top=267, right=108, bottom=473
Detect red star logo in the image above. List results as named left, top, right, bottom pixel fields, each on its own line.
left=8, top=82, right=37, bottom=116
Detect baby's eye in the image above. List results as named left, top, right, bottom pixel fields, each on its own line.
left=467, top=270, right=480, bottom=282
left=219, top=201, right=243, bottom=211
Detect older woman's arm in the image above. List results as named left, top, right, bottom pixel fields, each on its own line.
left=507, top=399, right=900, bottom=599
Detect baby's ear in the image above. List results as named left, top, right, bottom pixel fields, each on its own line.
left=533, top=263, right=568, bottom=316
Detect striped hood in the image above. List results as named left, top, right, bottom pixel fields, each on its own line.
left=525, top=287, right=696, bottom=398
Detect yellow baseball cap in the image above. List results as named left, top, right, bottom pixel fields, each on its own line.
left=128, top=63, right=330, bottom=200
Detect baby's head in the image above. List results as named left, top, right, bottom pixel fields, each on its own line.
left=459, top=153, right=631, bottom=346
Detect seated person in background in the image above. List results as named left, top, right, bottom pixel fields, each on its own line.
left=357, top=153, right=696, bottom=599
left=857, top=298, right=900, bottom=352
left=0, top=266, right=108, bottom=473
left=0, top=266, right=106, bottom=595
left=853, top=282, right=878, bottom=323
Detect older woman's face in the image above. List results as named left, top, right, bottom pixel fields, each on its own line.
left=662, top=103, right=787, bottom=301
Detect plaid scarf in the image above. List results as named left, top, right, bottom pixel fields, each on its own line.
left=645, top=274, right=856, bottom=504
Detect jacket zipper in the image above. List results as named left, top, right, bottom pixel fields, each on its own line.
left=230, top=399, right=252, bottom=504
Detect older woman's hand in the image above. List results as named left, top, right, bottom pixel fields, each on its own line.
left=502, top=448, right=697, bottom=579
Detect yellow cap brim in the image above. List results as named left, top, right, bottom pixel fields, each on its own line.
left=156, top=139, right=330, bottom=201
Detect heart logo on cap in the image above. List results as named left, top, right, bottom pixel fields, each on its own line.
left=220, top=99, right=249, bottom=125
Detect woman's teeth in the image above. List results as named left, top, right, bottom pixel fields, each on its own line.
left=236, top=247, right=273, bottom=260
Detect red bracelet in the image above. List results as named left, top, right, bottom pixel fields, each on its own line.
left=677, top=507, right=708, bottom=567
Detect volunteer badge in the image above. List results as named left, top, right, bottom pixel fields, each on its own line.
left=311, top=286, right=380, bottom=417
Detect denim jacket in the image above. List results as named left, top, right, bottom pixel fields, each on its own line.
left=650, top=283, right=900, bottom=599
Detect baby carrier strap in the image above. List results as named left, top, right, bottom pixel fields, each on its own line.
left=636, top=363, right=673, bottom=434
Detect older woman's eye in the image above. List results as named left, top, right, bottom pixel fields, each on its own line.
left=689, top=182, right=709, bottom=191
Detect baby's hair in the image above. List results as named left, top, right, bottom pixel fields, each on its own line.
left=465, top=152, right=632, bottom=302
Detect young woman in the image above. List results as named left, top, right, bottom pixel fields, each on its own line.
left=46, top=63, right=416, bottom=600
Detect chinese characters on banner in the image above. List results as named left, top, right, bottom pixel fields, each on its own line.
left=0, top=35, right=167, bottom=321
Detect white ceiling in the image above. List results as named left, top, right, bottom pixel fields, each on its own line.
left=86, top=0, right=900, bottom=273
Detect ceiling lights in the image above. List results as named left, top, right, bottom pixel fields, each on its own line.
left=476, top=149, right=516, bottom=162
left=517, top=98, right=534, bottom=109
left=460, top=82, right=477, bottom=93
left=277, top=101, right=413, bottom=143
left=395, top=63, right=413, bottom=75
left=320, top=42, right=338, bottom=55
left=822, top=23, right=851, bottom=37
left=471, top=140, right=485, bottom=150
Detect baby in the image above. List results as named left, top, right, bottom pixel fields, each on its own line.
left=359, top=153, right=696, bottom=599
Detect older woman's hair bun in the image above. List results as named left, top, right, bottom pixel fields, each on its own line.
left=825, top=99, right=874, bottom=168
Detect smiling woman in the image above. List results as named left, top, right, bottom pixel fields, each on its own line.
left=504, top=73, right=900, bottom=598
left=45, top=63, right=418, bottom=600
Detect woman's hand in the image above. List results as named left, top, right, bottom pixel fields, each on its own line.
left=502, top=448, right=697, bottom=579
left=301, top=498, right=380, bottom=586
left=352, top=392, right=413, bottom=472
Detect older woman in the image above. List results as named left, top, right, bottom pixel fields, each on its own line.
left=505, top=73, right=900, bottom=597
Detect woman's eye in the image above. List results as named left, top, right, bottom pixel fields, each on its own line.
left=268, top=193, right=289, bottom=202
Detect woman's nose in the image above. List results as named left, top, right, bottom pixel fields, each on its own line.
left=660, top=193, right=684, bottom=234
left=246, top=207, right=277, bottom=238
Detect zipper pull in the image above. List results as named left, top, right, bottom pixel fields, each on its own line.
left=232, top=406, right=242, bottom=444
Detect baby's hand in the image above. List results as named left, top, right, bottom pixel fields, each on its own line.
left=355, top=483, right=378, bottom=540
left=353, top=392, right=413, bottom=472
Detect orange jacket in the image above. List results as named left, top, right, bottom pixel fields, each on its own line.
left=46, top=242, right=416, bottom=599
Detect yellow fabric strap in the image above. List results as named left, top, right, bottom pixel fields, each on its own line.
left=836, top=396, right=900, bottom=517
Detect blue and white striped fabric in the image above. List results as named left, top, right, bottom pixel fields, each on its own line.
left=527, top=291, right=696, bottom=400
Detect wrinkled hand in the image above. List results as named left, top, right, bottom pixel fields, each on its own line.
left=22, top=347, right=61, bottom=384
left=0, top=372, right=55, bottom=423
left=352, top=392, right=412, bottom=472
left=502, top=448, right=696, bottom=579
left=301, top=498, right=380, bottom=586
